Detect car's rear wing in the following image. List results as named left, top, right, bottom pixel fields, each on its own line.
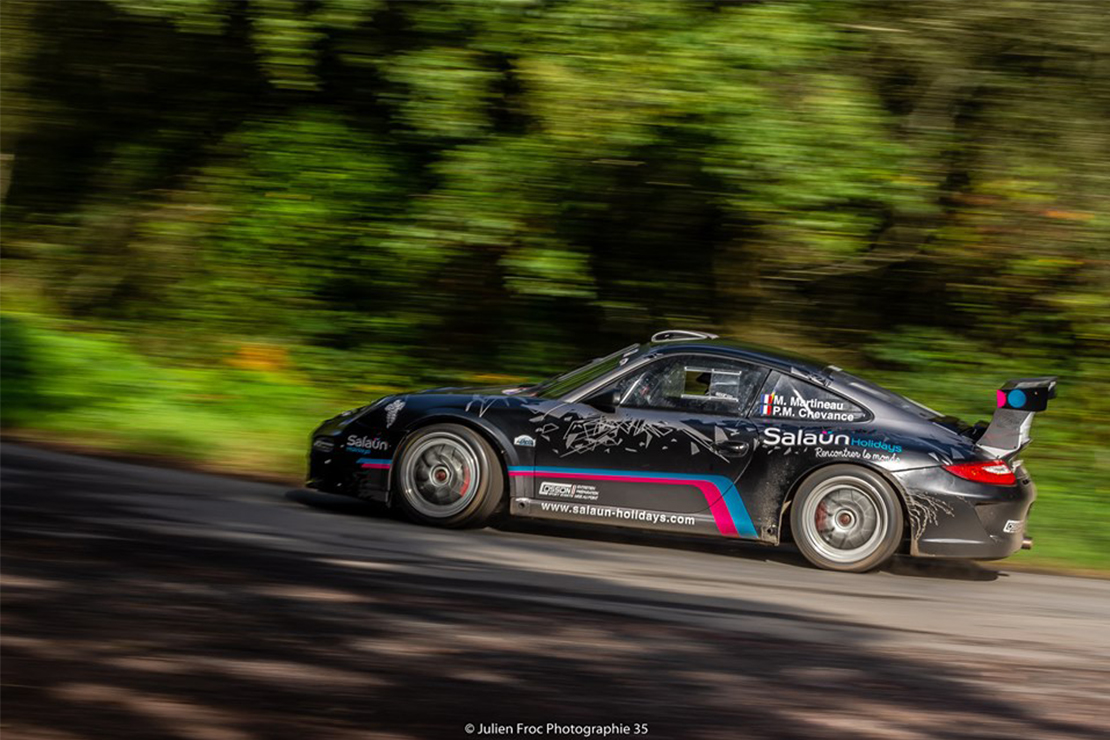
left=977, top=377, right=1058, bottom=458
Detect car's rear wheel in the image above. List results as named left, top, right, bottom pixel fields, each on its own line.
left=394, top=424, right=504, bottom=528
left=791, top=465, right=903, bottom=572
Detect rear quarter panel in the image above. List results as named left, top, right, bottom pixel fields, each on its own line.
left=746, top=415, right=981, bottom=542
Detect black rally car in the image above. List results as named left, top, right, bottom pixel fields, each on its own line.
left=307, top=330, right=1055, bottom=571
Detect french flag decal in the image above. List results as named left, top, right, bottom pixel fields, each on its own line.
left=762, top=392, right=776, bottom=415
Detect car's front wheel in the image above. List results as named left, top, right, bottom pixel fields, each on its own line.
left=394, top=424, right=504, bottom=528
left=791, top=465, right=904, bottom=572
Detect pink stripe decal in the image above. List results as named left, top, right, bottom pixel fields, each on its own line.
left=361, top=463, right=391, bottom=470
left=508, top=470, right=738, bottom=538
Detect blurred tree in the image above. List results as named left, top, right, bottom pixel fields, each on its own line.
left=1, top=0, right=1106, bottom=379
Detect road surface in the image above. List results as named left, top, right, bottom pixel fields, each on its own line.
left=3, top=443, right=1108, bottom=739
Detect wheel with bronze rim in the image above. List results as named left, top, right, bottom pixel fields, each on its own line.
left=394, top=424, right=504, bottom=528
left=791, top=464, right=903, bottom=572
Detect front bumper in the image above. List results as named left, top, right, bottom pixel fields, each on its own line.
left=892, top=462, right=1037, bottom=559
left=307, top=434, right=392, bottom=504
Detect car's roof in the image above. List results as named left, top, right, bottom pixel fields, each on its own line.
left=641, top=338, right=948, bottom=423
left=639, top=339, right=940, bottom=422
left=644, top=338, right=833, bottom=379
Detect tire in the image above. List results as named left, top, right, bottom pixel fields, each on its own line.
left=790, top=464, right=904, bottom=572
left=393, top=423, right=504, bottom=528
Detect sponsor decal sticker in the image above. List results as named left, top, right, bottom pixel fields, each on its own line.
left=539, top=481, right=572, bottom=497
left=762, top=427, right=851, bottom=448
left=538, top=500, right=696, bottom=527
left=538, top=481, right=599, bottom=501
left=849, top=437, right=903, bottom=454
left=762, top=427, right=903, bottom=460
left=513, top=434, right=536, bottom=447
left=347, top=434, right=389, bottom=453
left=1002, top=519, right=1023, bottom=534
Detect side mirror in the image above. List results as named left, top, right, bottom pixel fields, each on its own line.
left=584, top=388, right=620, bottom=413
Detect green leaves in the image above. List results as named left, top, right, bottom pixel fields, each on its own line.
left=247, top=0, right=383, bottom=90
left=110, top=0, right=382, bottom=89
left=385, top=47, right=499, bottom=140
left=7, top=0, right=1108, bottom=363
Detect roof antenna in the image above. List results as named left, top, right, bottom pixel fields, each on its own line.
left=651, top=329, right=719, bottom=343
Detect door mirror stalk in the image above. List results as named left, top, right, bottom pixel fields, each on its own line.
left=585, top=388, right=620, bottom=413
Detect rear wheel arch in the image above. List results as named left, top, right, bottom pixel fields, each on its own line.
left=785, top=462, right=907, bottom=571
left=778, top=461, right=911, bottom=550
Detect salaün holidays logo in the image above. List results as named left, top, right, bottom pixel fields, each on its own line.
left=761, top=427, right=902, bottom=455
left=347, top=434, right=388, bottom=452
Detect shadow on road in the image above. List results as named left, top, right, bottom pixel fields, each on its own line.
left=884, top=556, right=1003, bottom=581
left=285, top=487, right=394, bottom=518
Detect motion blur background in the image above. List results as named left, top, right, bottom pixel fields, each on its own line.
left=1, top=0, right=1107, bottom=569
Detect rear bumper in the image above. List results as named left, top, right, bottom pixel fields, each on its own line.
left=892, top=463, right=1037, bottom=559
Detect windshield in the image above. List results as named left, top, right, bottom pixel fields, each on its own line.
left=833, top=370, right=943, bottom=420
left=529, top=344, right=641, bottom=398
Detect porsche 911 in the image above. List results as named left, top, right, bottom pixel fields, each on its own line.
left=306, top=330, right=1054, bottom=571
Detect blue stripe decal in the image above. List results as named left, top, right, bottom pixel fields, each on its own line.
left=357, top=457, right=393, bottom=466
left=717, top=480, right=755, bottom=537
left=511, top=465, right=755, bottom=537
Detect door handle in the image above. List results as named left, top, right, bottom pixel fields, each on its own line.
left=716, top=440, right=751, bottom=455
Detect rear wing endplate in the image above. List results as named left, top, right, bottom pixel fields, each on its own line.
left=978, top=377, right=1057, bottom=457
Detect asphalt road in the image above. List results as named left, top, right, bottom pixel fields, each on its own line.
left=3, top=443, right=1108, bottom=740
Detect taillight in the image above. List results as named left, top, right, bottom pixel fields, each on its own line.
left=944, top=460, right=1016, bottom=485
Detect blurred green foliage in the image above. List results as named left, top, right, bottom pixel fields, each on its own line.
left=2, top=0, right=1107, bottom=568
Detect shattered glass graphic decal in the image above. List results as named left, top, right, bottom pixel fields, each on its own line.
left=905, top=489, right=957, bottom=542
left=529, top=406, right=728, bottom=461
left=465, top=395, right=520, bottom=418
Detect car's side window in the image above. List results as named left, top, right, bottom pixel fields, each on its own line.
left=608, top=356, right=768, bottom=415
left=754, top=371, right=868, bottom=422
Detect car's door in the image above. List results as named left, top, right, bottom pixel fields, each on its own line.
left=530, top=354, right=767, bottom=537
